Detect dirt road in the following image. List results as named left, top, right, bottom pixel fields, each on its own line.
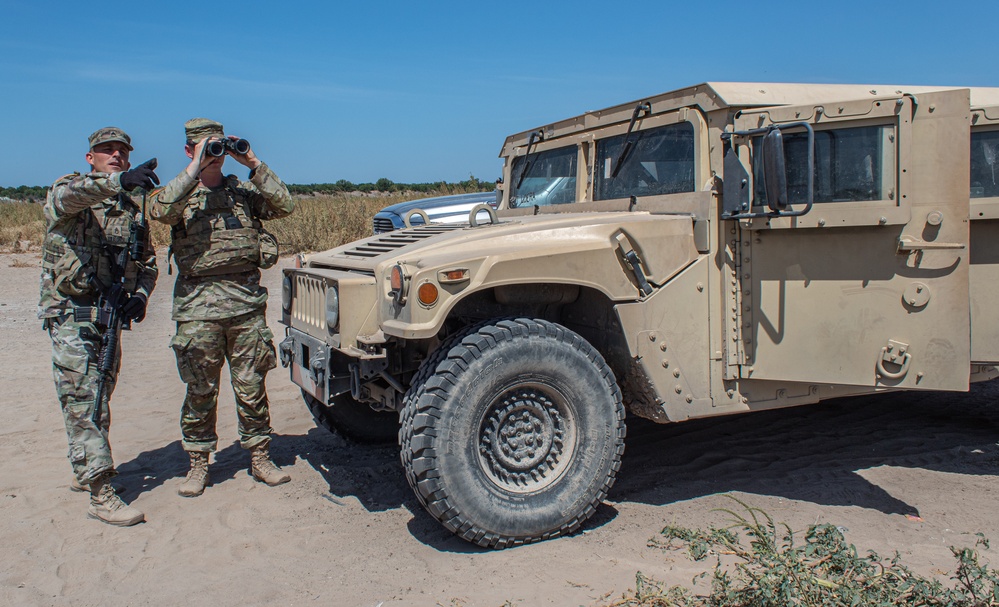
left=1, top=252, right=996, bottom=606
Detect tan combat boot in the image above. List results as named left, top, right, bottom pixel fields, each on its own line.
left=70, top=477, right=89, bottom=492
left=250, top=445, right=290, bottom=486
left=88, top=475, right=144, bottom=527
left=178, top=451, right=210, bottom=497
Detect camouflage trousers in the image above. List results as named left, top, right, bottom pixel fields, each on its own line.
left=48, top=319, right=121, bottom=483
left=169, top=309, right=278, bottom=452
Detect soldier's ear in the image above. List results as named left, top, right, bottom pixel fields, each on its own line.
left=85, top=151, right=95, bottom=166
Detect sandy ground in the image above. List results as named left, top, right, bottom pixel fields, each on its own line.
left=0, top=250, right=997, bottom=607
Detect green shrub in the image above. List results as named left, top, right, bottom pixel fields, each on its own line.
left=602, top=496, right=998, bottom=607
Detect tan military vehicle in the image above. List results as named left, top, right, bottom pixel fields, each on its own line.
left=278, top=82, right=999, bottom=548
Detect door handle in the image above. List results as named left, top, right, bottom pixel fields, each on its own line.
left=897, top=236, right=965, bottom=252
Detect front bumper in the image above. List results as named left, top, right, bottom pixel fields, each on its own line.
left=281, top=326, right=397, bottom=409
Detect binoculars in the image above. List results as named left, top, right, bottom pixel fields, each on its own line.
left=206, top=138, right=250, bottom=157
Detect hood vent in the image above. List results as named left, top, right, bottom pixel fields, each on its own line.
left=342, top=224, right=464, bottom=258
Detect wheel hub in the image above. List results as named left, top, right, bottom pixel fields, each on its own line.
left=479, top=385, right=570, bottom=492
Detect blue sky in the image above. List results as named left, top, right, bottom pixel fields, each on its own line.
left=1, top=1, right=992, bottom=188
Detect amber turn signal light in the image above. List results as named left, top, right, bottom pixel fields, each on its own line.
left=417, top=282, right=439, bottom=306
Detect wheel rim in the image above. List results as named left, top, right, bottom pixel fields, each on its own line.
left=478, top=382, right=576, bottom=493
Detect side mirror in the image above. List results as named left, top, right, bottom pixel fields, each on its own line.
left=761, top=128, right=788, bottom=211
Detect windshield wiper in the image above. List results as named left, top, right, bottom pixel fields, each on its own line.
left=515, top=130, right=545, bottom=189
left=611, top=102, right=652, bottom=178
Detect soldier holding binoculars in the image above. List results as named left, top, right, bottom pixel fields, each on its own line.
left=150, top=118, right=295, bottom=498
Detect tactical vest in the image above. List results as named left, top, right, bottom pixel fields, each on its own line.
left=170, top=176, right=278, bottom=277
left=41, top=194, right=141, bottom=301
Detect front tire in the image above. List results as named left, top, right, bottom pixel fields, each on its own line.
left=302, top=390, right=398, bottom=444
left=400, top=318, right=625, bottom=548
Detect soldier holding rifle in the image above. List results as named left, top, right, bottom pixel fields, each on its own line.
left=39, top=127, right=159, bottom=526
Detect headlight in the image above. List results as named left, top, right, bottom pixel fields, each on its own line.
left=282, top=274, right=292, bottom=313
left=325, top=287, right=339, bottom=332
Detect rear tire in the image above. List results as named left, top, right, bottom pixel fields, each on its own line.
left=303, top=390, right=398, bottom=444
left=400, top=318, right=625, bottom=548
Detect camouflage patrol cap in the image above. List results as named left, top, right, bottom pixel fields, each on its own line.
left=185, top=118, right=225, bottom=143
left=88, top=126, right=133, bottom=151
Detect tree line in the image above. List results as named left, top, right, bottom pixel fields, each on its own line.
left=1, top=176, right=496, bottom=202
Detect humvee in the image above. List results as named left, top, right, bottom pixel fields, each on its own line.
left=278, top=82, right=999, bottom=548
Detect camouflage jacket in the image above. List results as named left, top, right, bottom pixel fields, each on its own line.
left=39, top=171, right=158, bottom=319
left=149, top=162, right=294, bottom=321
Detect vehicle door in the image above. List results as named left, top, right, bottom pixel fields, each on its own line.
left=727, top=88, right=971, bottom=390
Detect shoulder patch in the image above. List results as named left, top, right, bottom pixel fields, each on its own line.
left=51, top=172, right=81, bottom=188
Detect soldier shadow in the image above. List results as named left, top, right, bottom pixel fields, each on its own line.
left=115, top=436, right=300, bottom=499
left=610, top=379, right=999, bottom=517
left=114, top=440, right=189, bottom=500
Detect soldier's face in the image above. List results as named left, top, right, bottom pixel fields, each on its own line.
left=86, top=142, right=131, bottom=174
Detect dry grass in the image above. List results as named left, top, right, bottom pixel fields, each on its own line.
left=0, top=202, right=45, bottom=250
left=4, top=188, right=480, bottom=255
left=268, top=194, right=391, bottom=254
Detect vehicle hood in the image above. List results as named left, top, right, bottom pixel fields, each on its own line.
left=304, top=212, right=699, bottom=293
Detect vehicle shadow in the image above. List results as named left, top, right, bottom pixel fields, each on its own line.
left=136, top=380, right=996, bottom=548
left=610, top=379, right=999, bottom=517
left=292, top=427, right=411, bottom=513
left=293, top=426, right=623, bottom=552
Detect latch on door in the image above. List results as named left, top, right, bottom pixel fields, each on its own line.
left=876, top=339, right=911, bottom=380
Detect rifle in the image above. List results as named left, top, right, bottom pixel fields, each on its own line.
left=91, top=192, right=149, bottom=426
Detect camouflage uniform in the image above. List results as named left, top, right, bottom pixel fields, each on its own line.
left=40, top=161, right=157, bottom=484
left=150, top=121, right=294, bottom=454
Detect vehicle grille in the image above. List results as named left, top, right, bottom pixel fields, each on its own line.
left=292, top=274, right=327, bottom=333
left=372, top=217, right=395, bottom=233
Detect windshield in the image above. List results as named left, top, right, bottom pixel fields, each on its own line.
left=595, top=122, right=695, bottom=200
left=509, top=145, right=577, bottom=208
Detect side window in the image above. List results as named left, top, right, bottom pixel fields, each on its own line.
left=595, top=122, right=695, bottom=200
left=509, top=146, right=577, bottom=208
left=971, top=130, right=999, bottom=198
left=754, top=125, right=888, bottom=205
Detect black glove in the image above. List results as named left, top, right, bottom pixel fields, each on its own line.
left=121, top=293, right=148, bottom=323
left=120, top=158, right=159, bottom=192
